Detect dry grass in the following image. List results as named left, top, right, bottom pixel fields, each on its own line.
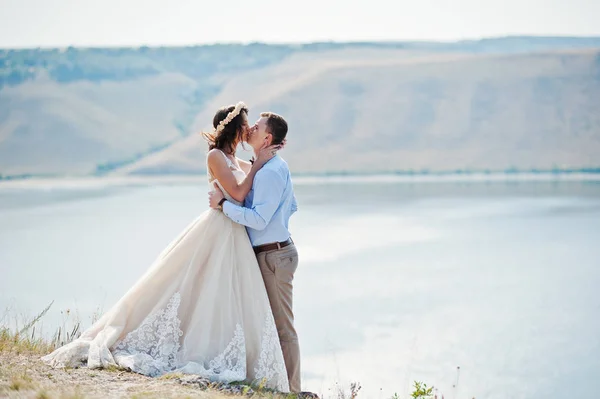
left=8, top=372, right=36, bottom=391
left=0, top=301, right=57, bottom=355
left=0, top=326, right=55, bottom=355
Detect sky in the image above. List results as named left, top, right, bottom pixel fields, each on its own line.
left=1, top=0, right=599, bottom=49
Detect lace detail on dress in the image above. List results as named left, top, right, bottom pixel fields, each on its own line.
left=112, top=293, right=183, bottom=377
left=207, top=323, right=247, bottom=381
left=178, top=323, right=247, bottom=382
left=254, top=312, right=289, bottom=391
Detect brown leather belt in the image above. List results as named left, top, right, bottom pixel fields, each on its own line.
left=253, top=238, right=293, bottom=255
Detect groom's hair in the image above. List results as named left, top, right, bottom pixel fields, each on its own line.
left=261, top=112, right=288, bottom=145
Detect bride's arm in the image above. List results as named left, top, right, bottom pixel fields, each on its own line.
left=207, top=150, right=259, bottom=202
left=221, top=168, right=286, bottom=231
left=206, top=146, right=279, bottom=202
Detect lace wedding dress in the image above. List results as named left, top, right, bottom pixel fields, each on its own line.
left=41, top=153, right=289, bottom=392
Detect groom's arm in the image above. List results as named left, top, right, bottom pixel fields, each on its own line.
left=222, top=168, right=285, bottom=230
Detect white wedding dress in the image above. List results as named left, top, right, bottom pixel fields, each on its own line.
left=41, top=153, right=289, bottom=392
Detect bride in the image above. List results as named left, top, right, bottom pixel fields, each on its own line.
left=41, top=102, right=290, bottom=392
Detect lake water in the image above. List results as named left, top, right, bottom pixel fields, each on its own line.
left=1, top=176, right=599, bottom=399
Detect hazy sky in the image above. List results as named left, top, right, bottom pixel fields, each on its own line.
left=1, top=0, right=599, bottom=48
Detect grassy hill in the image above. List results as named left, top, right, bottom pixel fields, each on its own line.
left=113, top=47, right=600, bottom=175
left=1, top=38, right=599, bottom=177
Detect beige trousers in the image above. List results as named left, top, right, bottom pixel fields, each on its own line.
left=256, top=243, right=301, bottom=393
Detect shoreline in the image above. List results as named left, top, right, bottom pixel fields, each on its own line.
left=1, top=171, right=599, bottom=190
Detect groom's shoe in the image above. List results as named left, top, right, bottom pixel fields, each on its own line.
left=297, top=392, right=319, bottom=399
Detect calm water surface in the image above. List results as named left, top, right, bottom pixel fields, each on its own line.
left=1, top=177, right=599, bottom=399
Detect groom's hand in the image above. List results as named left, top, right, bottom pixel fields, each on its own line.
left=209, top=183, right=225, bottom=209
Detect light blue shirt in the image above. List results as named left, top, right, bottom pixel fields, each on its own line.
left=222, top=155, right=298, bottom=247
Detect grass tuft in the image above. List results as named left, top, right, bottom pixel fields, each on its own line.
left=158, top=372, right=185, bottom=380
left=36, top=388, right=51, bottom=399
left=9, top=372, right=35, bottom=391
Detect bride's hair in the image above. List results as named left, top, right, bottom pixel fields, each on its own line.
left=202, top=103, right=249, bottom=155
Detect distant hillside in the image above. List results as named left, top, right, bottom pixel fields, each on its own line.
left=1, top=38, right=600, bottom=177
left=115, top=48, right=600, bottom=175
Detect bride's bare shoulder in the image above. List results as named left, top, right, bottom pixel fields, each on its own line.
left=206, top=149, right=226, bottom=164
left=207, top=148, right=223, bottom=158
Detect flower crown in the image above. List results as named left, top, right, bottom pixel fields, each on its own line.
left=215, top=101, right=246, bottom=134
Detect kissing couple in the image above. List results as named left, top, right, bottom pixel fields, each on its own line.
left=42, top=102, right=306, bottom=394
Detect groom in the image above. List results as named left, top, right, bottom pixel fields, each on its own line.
left=209, top=112, right=301, bottom=393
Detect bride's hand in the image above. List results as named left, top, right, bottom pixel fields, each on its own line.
left=253, top=143, right=282, bottom=168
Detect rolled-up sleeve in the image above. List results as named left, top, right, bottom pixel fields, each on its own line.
left=222, top=169, right=285, bottom=230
